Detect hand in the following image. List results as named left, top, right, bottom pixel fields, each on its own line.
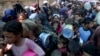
left=0, top=49, right=3, bottom=56
left=5, top=44, right=13, bottom=51
left=0, top=44, right=13, bottom=56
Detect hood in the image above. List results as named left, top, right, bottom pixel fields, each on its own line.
left=2, top=9, right=17, bottom=22
left=5, top=9, right=17, bottom=17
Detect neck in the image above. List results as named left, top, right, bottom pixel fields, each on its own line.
left=83, top=25, right=89, bottom=30
left=14, top=37, right=24, bottom=46
left=29, top=34, right=36, bottom=40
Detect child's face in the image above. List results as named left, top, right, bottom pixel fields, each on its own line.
left=53, top=23, right=59, bottom=31
left=57, top=42, right=64, bottom=49
left=54, top=16, right=58, bottom=19
left=86, top=22, right=94, bottom=28
left=3, top=32, right=17, bottom=44
left=88, top=22, right=94, bottom=28
left=18, top=15, right=25, bottom=23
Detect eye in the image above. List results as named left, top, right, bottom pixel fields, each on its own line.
left=58, top=41, right=62, bottom=44
left=4, top=35, right=12, bottom=39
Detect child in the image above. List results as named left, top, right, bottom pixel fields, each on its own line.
left=73, top=12, right=82, bottom=25
left=2, top=20, right=45, bottom=56
left=79, top=18, right=94, bottom=44
left=51, top=21, right=62, bottom=35
left=2, top=9, right=17, bottom=22
left=17, top=12, right=27, bottom=23
left=51, top=35, right=69, bottom=56
left=68, top=39, right=82, bottom=56
left=22, top=19, right=36, bottom=39
left=22, top=20, right=44, bottom=50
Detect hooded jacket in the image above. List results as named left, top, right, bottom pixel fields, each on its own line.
left=2, top=9, right=17, bottom=22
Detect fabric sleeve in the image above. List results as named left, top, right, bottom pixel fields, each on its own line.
left=26, top=38, right=45, bottom=56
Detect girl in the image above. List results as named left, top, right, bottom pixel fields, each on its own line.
left=22, top=19, right=36, bottom=38
left=2, top=20, right=45, bottom=56
left=51, top=35, right=69, bottom=56
left=22, top=20, right=44, bottom=50
left=17, top=13, right=27, bottom=23
left=51, top=21, right=62, bottom=35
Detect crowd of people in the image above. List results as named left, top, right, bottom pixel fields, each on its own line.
left=0, top=0, right=100, bottom=56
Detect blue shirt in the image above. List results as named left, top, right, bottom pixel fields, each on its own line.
left=79, top=27, right=91, bottom=43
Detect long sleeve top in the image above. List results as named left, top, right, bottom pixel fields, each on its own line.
left=11, top=38, right=45, bottom=56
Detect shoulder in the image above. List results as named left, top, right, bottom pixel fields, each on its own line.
left=94, top=26, right=100, bottom=34
left=25, top=38, right=34, bottom=45
left=79, top=27, right=83, bottom=31
left=96, top=26, right=100, bottom=31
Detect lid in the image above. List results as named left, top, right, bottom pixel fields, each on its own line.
left=62, top=28, right=74, bottom=39
left=39, top=32, right=51, bottom=47
left=63, top=24, right=73, bottom=30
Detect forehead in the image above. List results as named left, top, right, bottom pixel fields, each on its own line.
left=3, top=31, right=15, bottom=36
left=53, top=22, right=59, bottom=25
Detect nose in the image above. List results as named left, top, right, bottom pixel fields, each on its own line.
left=4, top=38, right=10, bottom=44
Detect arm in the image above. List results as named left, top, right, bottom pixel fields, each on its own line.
left=26, top=39, right=45, bottom=56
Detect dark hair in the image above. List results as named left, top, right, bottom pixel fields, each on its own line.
left=72, top=22, right=79, bottom=29
left=58, top=35, right=69, bottom=46
left=3, top=20, right=23, bottom=35
left=83, top=18, right=93, bottom=25
left=53, top=15, right=60, bottom=19
left=51, top=21, right=61, bottom=31
left=92, top=24, right=99, bottom=30
left=13, top=3, right=25, bottom=14
left=51, top=15, right=60, bottom=23
left=32, top=24, right=42, bottom=37
left=68, top=40, right=80, bottom=53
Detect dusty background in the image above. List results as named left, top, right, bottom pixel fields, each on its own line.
left=0, top=0, right=54, bottom=17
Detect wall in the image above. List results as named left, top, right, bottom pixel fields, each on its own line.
left=0, top=0, right=54, bottom=17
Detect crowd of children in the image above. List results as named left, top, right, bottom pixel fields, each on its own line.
left=0, top=0, right=100, bottom=56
